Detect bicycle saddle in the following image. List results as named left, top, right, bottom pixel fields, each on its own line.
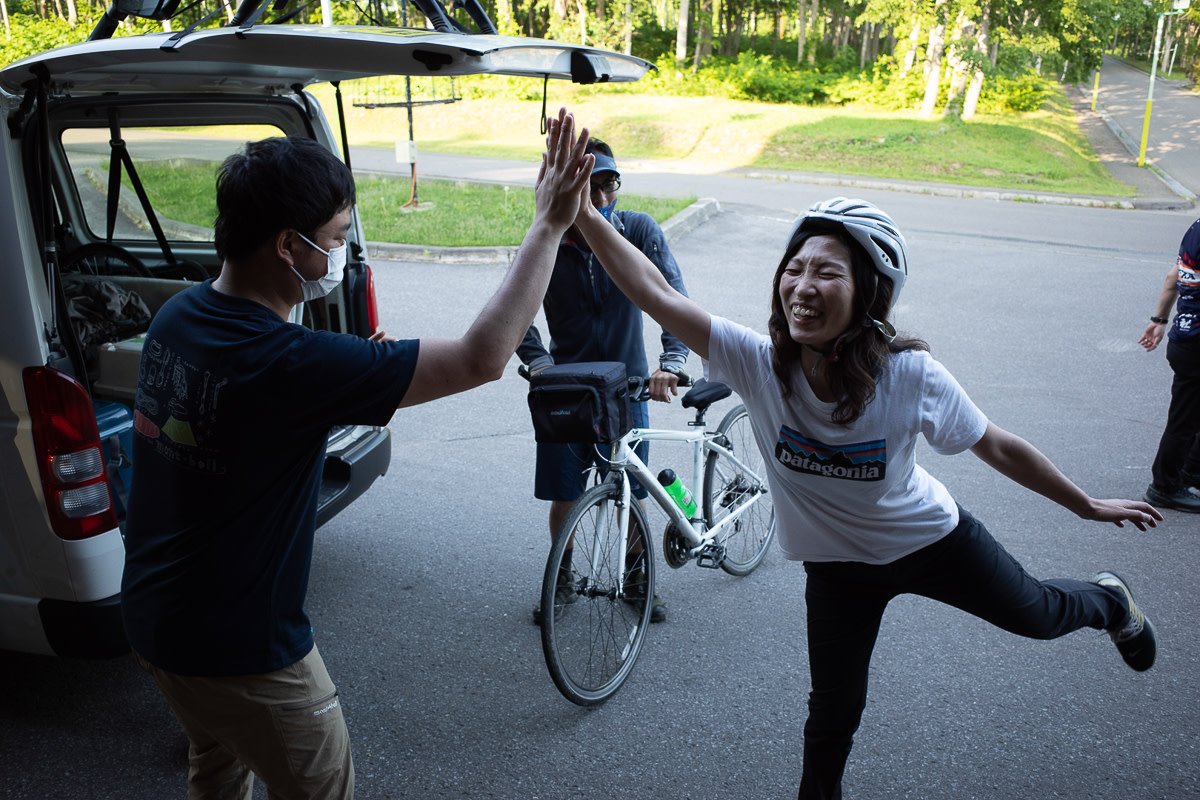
left=681, top=378, right=732, bottom=411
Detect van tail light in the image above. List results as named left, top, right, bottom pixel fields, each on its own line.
left=364, top=264, right=380, bottom=336
left=22, top=366, right=118, bottom=540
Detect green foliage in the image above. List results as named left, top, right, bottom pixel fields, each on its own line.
left=829, top=55, right=924, bottom=108
left=641, top=52, right=836, bottom=105
left=0, top=14, right=88, bottom=66
left=978, top=72, right=1056, bottom=113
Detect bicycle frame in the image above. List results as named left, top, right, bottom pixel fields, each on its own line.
left=597, top=426, right=769, bottom=569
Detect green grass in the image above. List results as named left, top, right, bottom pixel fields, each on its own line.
left=113, top=158, right=220, bottom=228
left=119, top=160, right=693, bottom=247
left=316, top=79, right=1136, bottom=197
left=755, top=93, right=1117, bottom=193
left=356, top=176, right=693, bottom=246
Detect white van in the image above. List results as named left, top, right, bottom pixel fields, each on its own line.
left=0, top=3, right=650, bottom=658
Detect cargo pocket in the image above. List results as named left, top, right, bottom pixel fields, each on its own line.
left=267, top=688, right=353, bottom=798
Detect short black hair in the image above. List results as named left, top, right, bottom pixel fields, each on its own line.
left=214, top=137, right=356, bottom=261
left=585, top=138, right=614, bottom=158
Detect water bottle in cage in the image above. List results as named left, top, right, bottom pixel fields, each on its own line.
left=657, top=469, right=698, bottom=519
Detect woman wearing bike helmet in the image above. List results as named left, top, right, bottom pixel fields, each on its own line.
left=572, top=190, right=1161, bottom=799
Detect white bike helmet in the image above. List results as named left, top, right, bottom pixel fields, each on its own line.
left=789, top=197, right=909, bottom=305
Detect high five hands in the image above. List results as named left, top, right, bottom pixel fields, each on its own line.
left=535, top=107, right=593, bottom=232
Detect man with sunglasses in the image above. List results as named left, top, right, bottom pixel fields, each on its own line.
left=519, top=138, right=690, bottom=625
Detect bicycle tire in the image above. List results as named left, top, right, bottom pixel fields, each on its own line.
left=540, top=478, right=655, bottom=706
left=703, top=403, right=775, bottom=577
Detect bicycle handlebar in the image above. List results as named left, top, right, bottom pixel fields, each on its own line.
left=516, top=364, right=693, bottom=402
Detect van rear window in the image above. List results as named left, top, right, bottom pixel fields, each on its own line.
left=60, top=125, right=284, bottom=243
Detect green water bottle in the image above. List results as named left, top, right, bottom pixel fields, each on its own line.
left=657, top=469, right=697, bottom=519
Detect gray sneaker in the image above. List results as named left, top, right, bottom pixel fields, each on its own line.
left=1144, top=483, right=1200, bottom=513
left=1092, top=571, right=1156, bottom=672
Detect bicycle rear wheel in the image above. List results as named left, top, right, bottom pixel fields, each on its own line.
left=703, top=404, right=775, bottom=577
left=540, top=478, right=654, bottom=706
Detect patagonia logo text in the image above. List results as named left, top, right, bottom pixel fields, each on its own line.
left=775, top=426, right=885, bottom=482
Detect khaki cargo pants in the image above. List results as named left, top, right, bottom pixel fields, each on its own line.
left=135, top=644, right=354, bottom=800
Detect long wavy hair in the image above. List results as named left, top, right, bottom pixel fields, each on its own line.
left=768, top=222, right=928, bottom=425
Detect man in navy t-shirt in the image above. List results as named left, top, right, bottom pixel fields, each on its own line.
left=1140, top=217, right=1200, bottom=512
left=122, top=114, right=592, bottom=799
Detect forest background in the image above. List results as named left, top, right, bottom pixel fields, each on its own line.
left=0, top=0, right=1197, bottom=199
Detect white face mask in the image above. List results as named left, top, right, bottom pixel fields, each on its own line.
left=290, top=231, right=347, bottom=302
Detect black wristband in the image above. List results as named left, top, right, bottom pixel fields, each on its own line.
left=1151, top=315, right=1169, bottom=325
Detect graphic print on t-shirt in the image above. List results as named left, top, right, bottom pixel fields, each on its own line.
left=775, top=425, right=886, bottom=481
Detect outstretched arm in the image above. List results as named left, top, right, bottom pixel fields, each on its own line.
left=399, top=109, right=591, bottom=408
left=969, top=422, right=1162, bottom=531
left=573, top=185, right=711, bottom=359
left=1139, top=264, right=1178, bottom=352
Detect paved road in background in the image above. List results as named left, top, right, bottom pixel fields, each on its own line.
left=1092, top=55, right=1200, bottom=200
left=4, top=91, right=1200, bottom=799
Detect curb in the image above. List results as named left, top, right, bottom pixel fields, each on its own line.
left=367, top=196, right=723, bottom=265
left=1091, top=105, right=1196, bottom=208
left=738, top=170, right=1145, bottom=210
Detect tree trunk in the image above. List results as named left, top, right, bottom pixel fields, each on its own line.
left=806, top=0, right=819, bottom=65
left=771, top=4, right=779, bottom=57
left=945, top=15, right=972, bottom=114
left=495, top=0, right=516, bottom=35
left=692, top=0, right=713, bottom=68
left=962, top=4, right=990, bottom=120
left=624, top=0, right=632, bottom=54
left=63, top=0, right=76, bottom=26
left=900, top=18, right=920, bottom=74
left=675, top=0, right=691, bottom=64
left=859, top=21, right=870, bottom=69
left=796, top=0, right=807, bottom=64
left=919, top=0, right=947, bottom=117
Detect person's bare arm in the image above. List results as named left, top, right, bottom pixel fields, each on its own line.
left=399, top=109, right=591, bottom=408
left=970, top=421, right=1161, bottom=530
left=1139, top=264, right=1178, bottom=352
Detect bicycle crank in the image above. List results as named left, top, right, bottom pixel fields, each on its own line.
left=661, top=522, right=692, bottom=569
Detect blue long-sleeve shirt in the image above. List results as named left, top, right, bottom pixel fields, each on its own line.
left=517, top=209, right=689, bottom=375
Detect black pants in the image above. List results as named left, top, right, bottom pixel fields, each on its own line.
left=1151, top=337, right=1200, bottom=492
left=797, top=506, right=1131, bottom=800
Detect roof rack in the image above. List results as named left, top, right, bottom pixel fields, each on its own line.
left=88, top=0, right=497, bottom=42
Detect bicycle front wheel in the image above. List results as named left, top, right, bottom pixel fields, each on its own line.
left=703, top=404, right=776, bottom=577
left=540, top=479, right=655, bottom=706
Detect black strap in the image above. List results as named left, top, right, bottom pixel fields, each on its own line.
left=106, top=108, right=177, bottom=265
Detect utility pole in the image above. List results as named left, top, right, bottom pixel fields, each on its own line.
left=1139, top=0, right=1191, bottom=167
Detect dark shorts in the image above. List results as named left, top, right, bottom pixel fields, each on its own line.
left=534, top=401, right=649, bottom=501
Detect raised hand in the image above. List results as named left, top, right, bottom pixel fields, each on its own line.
left=534, top=107, right=592, bottom=233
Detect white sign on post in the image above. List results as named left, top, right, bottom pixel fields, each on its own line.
left=1173, top=0, right=1190, bottom=11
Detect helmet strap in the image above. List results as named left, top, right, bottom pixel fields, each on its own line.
left=864, top=316, right=897, bottom=343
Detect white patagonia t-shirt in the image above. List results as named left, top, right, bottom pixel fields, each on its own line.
left=706, top=315, right=989, bottom=565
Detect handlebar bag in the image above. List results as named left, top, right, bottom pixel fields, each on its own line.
left=528, top=361, right=632, bottom=444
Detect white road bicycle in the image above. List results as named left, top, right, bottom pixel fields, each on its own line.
left=537, top=375, right=776, bottom=705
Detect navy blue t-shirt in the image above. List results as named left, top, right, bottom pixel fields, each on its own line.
left=1170, top=218, right=1200, bottom=343
left=121, top=281, right=418, bottom=676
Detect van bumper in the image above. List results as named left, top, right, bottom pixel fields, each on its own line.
left=316, top=425, right=392, bottom=528
left=39, top=592, right=129, bottom=658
